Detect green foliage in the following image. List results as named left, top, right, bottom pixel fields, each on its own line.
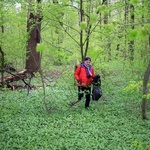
left=0, top=62, right=150, bottom=150
left=1, top=0, right=149, bottom=72
left=104, top=23, right=115, bottom=32
left=142, top=94, right=150, bottom=100
left=0, top=1, right=150, bottom=149
left=0, top=87, right=150, bottom=150
left=90, top=14, right=98, bottom=24
left=36, top=43, right=45, bottom=52
left=80, top=22, right=87, bottom=30
left=131, top=139, right=150, bottom=150
left=138, top=26, right=150, bottom=39
left=129, top=29, right=138, bottom=40
left=129, top=0, right=140, bottom=5
left=97, top=5, right=107, bottom=12
left=1, top=1, right=27, bottom=69
left=123, top=81, right=142, bottom=94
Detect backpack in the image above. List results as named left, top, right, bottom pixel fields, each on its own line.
left=92, top=74, right=102, bottom=101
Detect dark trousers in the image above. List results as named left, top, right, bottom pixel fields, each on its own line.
left=78, top=86, right=91, bottom=108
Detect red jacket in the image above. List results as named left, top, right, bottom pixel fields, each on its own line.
left=74, top=64, right=95, bottom=87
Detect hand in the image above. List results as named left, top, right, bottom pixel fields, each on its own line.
left=77, top=80, right=81, bottom=84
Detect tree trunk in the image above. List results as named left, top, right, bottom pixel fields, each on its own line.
left=141, top=63, right=150, bottom=119
left=0, top=21, right=5, bottom=88
left=124, top=0, right=129, bottom=61
left=80, top=0, right=84, bottom=61
left=102, top=0, right=108, bottom=24
left=84, top=0, right=92, bottom=58
left=0, top=47, right=4, bottom=88
left=25, top=0, right=42, bottom=72
left=102, top=0, right=111, bottom=61
left=129, top=4, right=134, bottom=61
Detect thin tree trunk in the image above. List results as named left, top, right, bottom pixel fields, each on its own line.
left=0, top=47, right=4, bottom=88
left=84, top=0, right=92, bottom=58
left=129, top=4, right=134, bottom=61
left=80, top=0, right=84, bottom=61
left=102, top=0, right=108, bottom=24
left=141, top=63, right=150, bottom=119
left=0, top=22, right=5, bottom=88
left=39, top=69, right=51, bottom=113
left=102, top=0, right=111, bottom=61
left=124, top=0, right=129, bottom=61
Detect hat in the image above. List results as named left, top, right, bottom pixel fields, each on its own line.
left=84, top=57, right=91, bottom=61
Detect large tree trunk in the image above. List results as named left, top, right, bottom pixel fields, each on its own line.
left=25, top=0, right=42, bottom=72
left=0, top=0, right=42, bottom=90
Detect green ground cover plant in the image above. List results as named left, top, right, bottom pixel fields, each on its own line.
left=0, top=64, right=150, bottom=150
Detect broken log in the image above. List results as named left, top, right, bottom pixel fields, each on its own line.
left=0, top=69, right=35, bottom=90
left=0, top=69, right=34, bottom=83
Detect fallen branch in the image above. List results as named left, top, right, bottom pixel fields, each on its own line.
left=69, top=99, right=81, bottom=107
left=0, top=69, right=34, bottom=91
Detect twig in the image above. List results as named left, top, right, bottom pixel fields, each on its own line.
left=69, top=99, right=81, bottom=107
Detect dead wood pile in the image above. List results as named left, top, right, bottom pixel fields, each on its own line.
left=0, top=69, right=35, bottom=90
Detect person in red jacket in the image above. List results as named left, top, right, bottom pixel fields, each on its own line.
left=74, top=57, right=95, bottom=108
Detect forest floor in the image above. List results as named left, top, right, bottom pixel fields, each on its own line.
left=0, top=64, right=150, bottom=150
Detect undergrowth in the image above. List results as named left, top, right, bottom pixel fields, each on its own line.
left=0, top=63, right=150, bottom=150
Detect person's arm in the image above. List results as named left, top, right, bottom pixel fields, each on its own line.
left=91, top=67, right=95, bottom=78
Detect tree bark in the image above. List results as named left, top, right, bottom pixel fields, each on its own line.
left=25, top=0, right=42, bottom=72
left=129, top=4, right=134, bottom=61
left=0, top=21, right=5, bottom=88
left=80, top=0, right=84, bottom=61
left=141, top=63, right=150, bottom=119
left=124, top=0, right=129, bottom=61
left=0, top=47, right=4, bottom=88
left=102, top=0, right=111, bottom=61
left=84, top=0, right=92, bottom=58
